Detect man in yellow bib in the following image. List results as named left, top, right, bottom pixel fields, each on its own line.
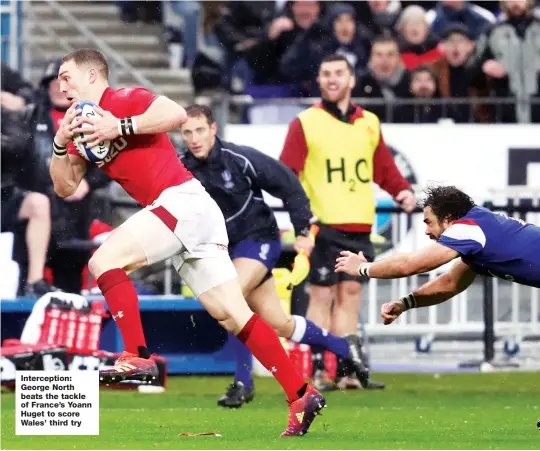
left=280, top=54, right=416, bottom=391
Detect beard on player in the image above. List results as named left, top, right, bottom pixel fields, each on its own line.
left=320, top=81, right=351, bottom=104
left=317, top=57, right=355, bottom=109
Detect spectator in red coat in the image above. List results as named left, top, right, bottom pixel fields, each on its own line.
left=396, top=5, right=445, bottom=70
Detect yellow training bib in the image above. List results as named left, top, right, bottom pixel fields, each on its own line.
left=298, top=106, right=381, bottom=225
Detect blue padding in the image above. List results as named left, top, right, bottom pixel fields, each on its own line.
left=1, top=296, right=234, bottom=374
left=0, top=297, right=204, bottom=312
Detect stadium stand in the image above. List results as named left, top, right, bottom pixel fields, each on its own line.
left=198, top=0, right=540, bottom=125
left=25, top=0, right=193, bottom=105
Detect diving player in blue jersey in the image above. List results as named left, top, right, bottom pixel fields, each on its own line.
left=334, top=185, right=540, bottom=324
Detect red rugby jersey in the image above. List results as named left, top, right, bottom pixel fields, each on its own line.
left=68, top=87, right=193, bottom=207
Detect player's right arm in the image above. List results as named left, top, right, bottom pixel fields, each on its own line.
left=381, top=259, right=477, bottom=325
left=130, top=95, right=187, bottom=135
left=49, top=104, right=88, bottom=198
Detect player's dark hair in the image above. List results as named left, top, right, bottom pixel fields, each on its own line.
left=320, top=54, right=354, bottom=74
left=61, top=48, right=109, bottom=79
left=422, top=185, right=476, bottom=222
left=185, top=104, right=215, bottom=124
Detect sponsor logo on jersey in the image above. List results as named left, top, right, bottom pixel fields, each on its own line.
left=96, top=137, right=128, bottom=167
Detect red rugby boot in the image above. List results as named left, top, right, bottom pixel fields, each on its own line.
left=281, top=384, right=326, bottom=437
left=99, top=352, right=158, bottom=384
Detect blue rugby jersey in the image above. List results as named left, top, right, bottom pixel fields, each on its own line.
left=438, top=206, right=540, bottom=287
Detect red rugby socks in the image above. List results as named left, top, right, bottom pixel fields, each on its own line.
left=97, top=268, right=149, bottom=358
left=237, top=313, right=307, bottom=402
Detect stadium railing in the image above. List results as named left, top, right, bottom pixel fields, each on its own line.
left=365, top=205, right=539, bottom=355
left=206, top=94, right=540, bottom=126
left=120, top=183, right=540, bottom=355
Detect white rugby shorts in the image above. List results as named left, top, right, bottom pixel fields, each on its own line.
left=120, top=179, right=237, bottom=297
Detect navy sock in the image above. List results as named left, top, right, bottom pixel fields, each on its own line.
left=291, top=315, right=350, bottom=359
left=230, top=333, right=253, bottom=389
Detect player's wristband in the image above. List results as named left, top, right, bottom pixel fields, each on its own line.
left=400, top=293, right=417, bottom=311
left=52, top=140, right=67, bottom=158
left=118, top=117, right=138, bottom=136
left=358, top=263, right=371, bottom=277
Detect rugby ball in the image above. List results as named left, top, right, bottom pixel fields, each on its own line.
left=72, top=101, right=111, bottom=162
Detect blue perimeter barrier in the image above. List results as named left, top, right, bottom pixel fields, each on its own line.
left=1, top=296, right=238, bottom=374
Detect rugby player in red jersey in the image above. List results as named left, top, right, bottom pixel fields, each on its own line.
left=49, top=48, right=325, bottom=436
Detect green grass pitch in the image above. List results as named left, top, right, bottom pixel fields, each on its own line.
left=1, top=372, right=539, bottom=449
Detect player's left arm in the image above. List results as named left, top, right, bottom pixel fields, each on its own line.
left=77, top=92, right=187, bottom=147
left=372, top=129, right=416, bottom=213
left=381, top=259, right=477, bottom=325
left=335, top=242, right=460, bottom=279
left=242, top=146, right=314, bottom=228
left=50, top=153, right=88, bottom=198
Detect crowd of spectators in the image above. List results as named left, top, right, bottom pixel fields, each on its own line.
left=155, top=0, right=540, bottom=124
